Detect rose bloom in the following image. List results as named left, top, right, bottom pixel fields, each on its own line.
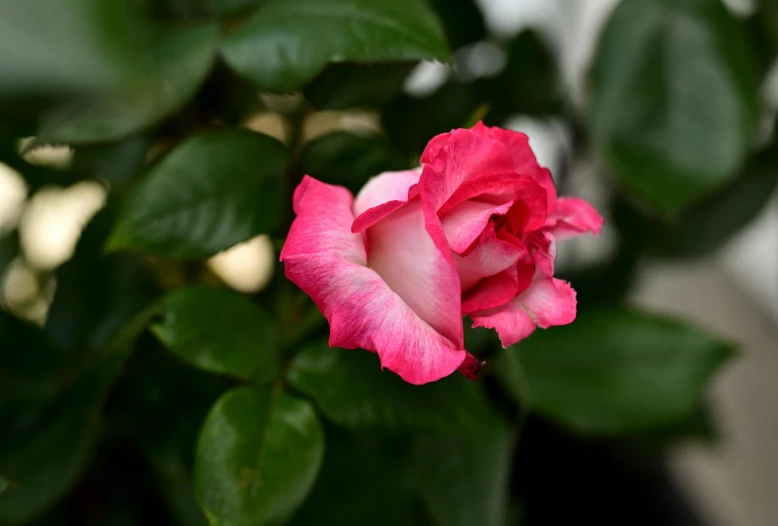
left=281, top=123, right=602, bottom=385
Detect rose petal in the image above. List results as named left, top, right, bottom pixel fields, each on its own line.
left=437, top=171, right=547, bottom=224
left=473, top=122, right=557, bottom=206
left=282, top=176, right=465, bottom=384
left=421, top=123, right=556, bottom=213
left=454, top=229, right=526, bottom=291
left=352, top=169, right=421, bottom=233
left=470, top=274, right=577, bottom=347
left=528, top=231, right=557, bottom=275
left=546, top=197, right=603, bottom=241
left=367, top=197, right=463, bottom=347
left=440, top=199, right=514, bottom=254
left=461, top=263, right=534, bottom=314
left=420, top=128, right=515, bottom=211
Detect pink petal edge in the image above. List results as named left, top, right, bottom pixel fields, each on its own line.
left=470, top=274, right=577, bottom=347
left=282, top=176, right=466, bottom=385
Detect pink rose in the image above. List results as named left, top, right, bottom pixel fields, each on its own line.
left=281, top=123, right=603, bottom=385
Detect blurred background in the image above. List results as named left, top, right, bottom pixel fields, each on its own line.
left=1, top=0, right=777, bottom=525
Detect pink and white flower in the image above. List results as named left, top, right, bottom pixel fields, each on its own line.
left=281, top=123, right=603, bottom=385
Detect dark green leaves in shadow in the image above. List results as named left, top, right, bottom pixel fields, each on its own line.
left=119, top=345, right=231, bottom=526
left=195, top=386, right=324, bottom=526
left=479, top=30, right=562, bottom=123
left=655, top=137, right=778, bottom=258
left=287, top=343, right=497, bottom=431
left=589, top=0, right=759, bottom=214
left=0, top=310, right=136, bottom=523
left=151, top=284, right=279, bottom=383
left=290, top=428, right=414, bottom=526
left=0, top=0, right=140, bottom=103
left=221, top=0, right=450, bottom=90
left=496, top=308, right=734, bottom=435
left=384, top=81, right=479, bottom=156
left=304, top=63, right=416, bottom=111
left=71, top=135, right=153, bottom=187
left=299, top=131, right=409, bottom=193
left=108, top=129, right=287, bottom=257
left=39, top=24, right=219, bottom=144
left=414, top=421, right=515, bottom=526
left=45, top=204, right=160, bottom=352
left=430, top=0, right=486, bottom=50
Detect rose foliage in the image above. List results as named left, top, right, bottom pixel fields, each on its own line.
left=0, top=0, right=764, bottom=524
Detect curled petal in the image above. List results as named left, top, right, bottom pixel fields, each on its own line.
left=440, top=200, right=513, bottom=254
left=470, top=274, right=577, bottom=347
left=455, top=229, right=526, bottom=291
left=528, top=231, right=557, bottom=276
left=437, top=171, right=548, bottom=227
left=547, top=197, right=603, bottom=241
left=421, top=123, right=556, bottom=211
left=282, top=176, right=465, bottom=384
left=421, top=129, right=515, bottom=211
left=352, top=169, right=421, bottom=232
left=472, top=122, right=557, bottom=206
left=461, top=263, right=534, bottom=314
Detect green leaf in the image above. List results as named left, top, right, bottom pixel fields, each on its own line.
left=290, top=428, right=414, bottom=526
left=0, top=311, right=132, bottom=523
left=478, top=30, right=562, bottom=123
left=304, top=63, right=415, bottom=111
left=749, top=0, right=778, bottom=74
left=384, top=81, right=479, bottom=156
left=656, top=138, right=778, bottom=258
left=589, top=0, right=759, bottom=214
left=164, top=0, right=262, bottom=18
left=430, top=0, right=486, bottom=50
left=414, top=422, right=515, bottom=526
left=151, top=285, right=279, bottom=383
left=71, top=135, right=152, bottom=187
left=38, top=24, right=218, bottom=144
left=0, top=404, right=100, bottom=524
left=624, top=402, right=718, bottom=452
left=46, top=205, right=160, bottom=352
left=505, top=308, right=735, bottom=435
left=0, top=311, right=68, bottom=404
left=221, top=0, right=450, bottom=91
left=299, top=131, right=409, bottom=192
left=206, top=0, right=261, bottom=16
left=121, top=345, right=230, bottom=526
left=195, top=386, right=324, bottom=526
left=287, top=343, right=497, bottom=431
left=0, top=0, right=139, bottom=102
left=107, top=129, right=287, bottom=258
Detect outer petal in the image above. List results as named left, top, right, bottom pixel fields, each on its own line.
left=473, top=122, right=558, bottom=206
left=421, top=123, right=556, bottom=212
left=546, top=197, right=603, bottom=241
left=420, top=128, right=515, bottom=211
left=470, top=274, right=577, bottom=347
left=440, top=200, right=513, bottom=254
left=352, top=169, right=421, bottom=232
left=454, top=229, right=526, bottom=291
left=436, top=171, right=547, bottom=222
left=281, top=176, right=465, bottom=384
left=367, top=197, right=463, bottom=347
